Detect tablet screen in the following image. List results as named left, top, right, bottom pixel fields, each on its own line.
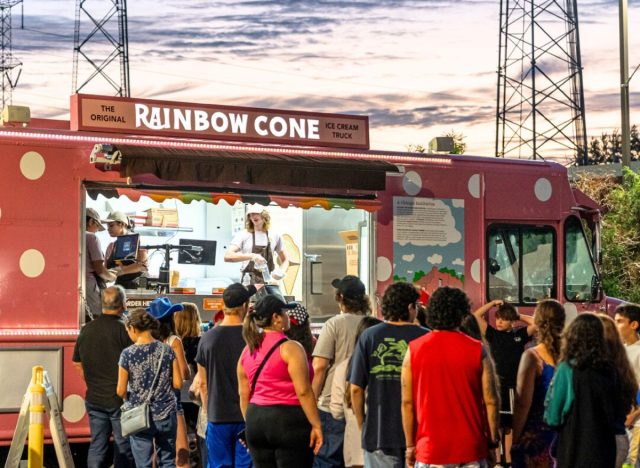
left=113, top=234, right=139, bottom=262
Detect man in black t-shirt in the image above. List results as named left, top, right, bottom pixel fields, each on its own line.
left=350, top=282, right=428, bottom=468
left=196, top=283, right=256, bottom=468
left=72, top=285, right=134, bottom=468
left=474, top=300, right=536, bottom=464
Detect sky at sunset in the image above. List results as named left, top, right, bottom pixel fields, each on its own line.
left=8, top=0, right=640, bottom=164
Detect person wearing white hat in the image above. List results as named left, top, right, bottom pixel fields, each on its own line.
left=85, top=208, right=116, bottom=320
left=224, top=204, right=290, bottom=285
left=103, top=211, right=149, bottom=289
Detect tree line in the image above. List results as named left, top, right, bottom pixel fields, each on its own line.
left=581, top=124, right=640, bottom=165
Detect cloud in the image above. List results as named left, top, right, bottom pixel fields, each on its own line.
left=428, top=254, right=443, bottom=265
left=402, top=254, right=415, bottom=262
left=452, top=258, right=464, bottom=266
left=587, top=91, right=640, bottom=113
left=452, top=199, right=464, bottom=208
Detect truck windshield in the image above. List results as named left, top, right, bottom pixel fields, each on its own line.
left=564, top=216, right=598, bottom=302
left=487, top=225, right=556, bottom=304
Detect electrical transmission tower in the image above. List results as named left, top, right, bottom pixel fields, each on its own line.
left=496, top=0, right=588, bottom=163
left=73, top=0, right=130, bottom=97
left=0, top=0, right=22, bottom=109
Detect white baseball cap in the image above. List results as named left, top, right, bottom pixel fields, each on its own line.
left=102, top=211, right=129, bottom=225
left=86, top=208, right=106, bottom=231
left=246, top=204, right=266, bottom=215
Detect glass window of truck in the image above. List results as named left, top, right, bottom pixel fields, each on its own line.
left=487, top=224, right=556, bottom=304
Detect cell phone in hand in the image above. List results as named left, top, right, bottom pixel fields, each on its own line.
left=237, top=429, right=247, bottom=446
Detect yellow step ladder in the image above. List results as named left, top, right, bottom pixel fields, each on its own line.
left=4, top=366, right=74, bottom=468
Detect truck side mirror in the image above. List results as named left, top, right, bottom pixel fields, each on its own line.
left=489, top=258, right=501, bottom=275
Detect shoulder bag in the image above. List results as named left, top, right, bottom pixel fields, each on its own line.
left=121, top=344, right=166, bottom=438
left=250, top=337, right=288, bottom=397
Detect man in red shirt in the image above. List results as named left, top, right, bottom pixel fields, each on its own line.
left=401, top=287, right=500, bottom=468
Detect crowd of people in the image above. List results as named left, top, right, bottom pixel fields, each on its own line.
left=74, top=245, right=640, bottom=468
left=78, top=206, right=640, bottom=468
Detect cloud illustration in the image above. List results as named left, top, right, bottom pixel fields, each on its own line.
left=428, top=254, right=443, bottom=265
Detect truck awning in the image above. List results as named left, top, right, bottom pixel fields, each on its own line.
left=112, top=144, right=398, bottom=192
left=86, top=186, right=383, bottom=213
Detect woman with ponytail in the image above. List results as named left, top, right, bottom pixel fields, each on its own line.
left=237, top=295, right=323, bottom=467
left=511, top=299, right=565, bottom=467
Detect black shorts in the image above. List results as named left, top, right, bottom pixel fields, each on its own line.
left=499, top=384, right=515, bottom=428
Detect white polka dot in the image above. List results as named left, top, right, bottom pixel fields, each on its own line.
left=376, top=256, right=392, bottom=282
left=470, top=259, right=481, bottom=283
left=468, top=174, right=481, bottom=199
left=534, top=178, right=552, bottom=202
left=20, top=151, right=46, bottom=180
left=402, top=171, right=422, bottom=196
left=62, top=394, right=86, bottom=423
left=564, top=303, right=578, bottom=326
left=19, top=249, right=45, bottom=278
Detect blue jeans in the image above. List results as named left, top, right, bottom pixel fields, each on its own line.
left=206, top=421, right=252, bottom=468
left=85, top=401, right=134, bottom=468
left=363, top=449, right=403, bottom=468
left=129, top=413, right=177, bottom=468
left=312, top=410, right=345, bottom=468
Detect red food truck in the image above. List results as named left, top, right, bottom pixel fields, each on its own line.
left=0, top=94, right=607, bottom=452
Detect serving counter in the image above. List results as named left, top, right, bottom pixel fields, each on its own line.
left=125, top=290, right=224, bottom=323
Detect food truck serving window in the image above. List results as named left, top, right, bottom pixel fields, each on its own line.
left=487, top=224, right=556, bottom=305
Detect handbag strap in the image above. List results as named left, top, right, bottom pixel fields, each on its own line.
left=250, top=337, right=288, bottom=397
left=144, top=344, right=166, bottom=404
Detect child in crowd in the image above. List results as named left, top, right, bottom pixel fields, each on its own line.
left=614, top=303, right=640, bottom=468
left=474, top=299, right=537, bottom=466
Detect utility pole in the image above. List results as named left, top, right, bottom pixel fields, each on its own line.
left=496, top=0, right=588, bottom=163
left=619, top=0, right=630, bottom=167
left=73, top=0, right=130, bottom=97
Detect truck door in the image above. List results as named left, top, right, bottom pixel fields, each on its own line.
left=302, top=207, right=372, bottom=321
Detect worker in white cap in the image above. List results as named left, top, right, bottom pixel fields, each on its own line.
left=224, top=204, right=290, bottom=285
left=85, top=208, right=116, bottom=320
left=103, top=211, right=148, bottom=289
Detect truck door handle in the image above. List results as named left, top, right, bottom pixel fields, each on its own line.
left=309, top=260, right=322, bottom=295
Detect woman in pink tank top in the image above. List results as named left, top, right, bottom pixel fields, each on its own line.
left=237, top=295, right=323, bottom=467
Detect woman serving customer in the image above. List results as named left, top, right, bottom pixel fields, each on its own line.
left=103, top=211, right=148, bottom=289
left=224, top=204, right=290, bottom=285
